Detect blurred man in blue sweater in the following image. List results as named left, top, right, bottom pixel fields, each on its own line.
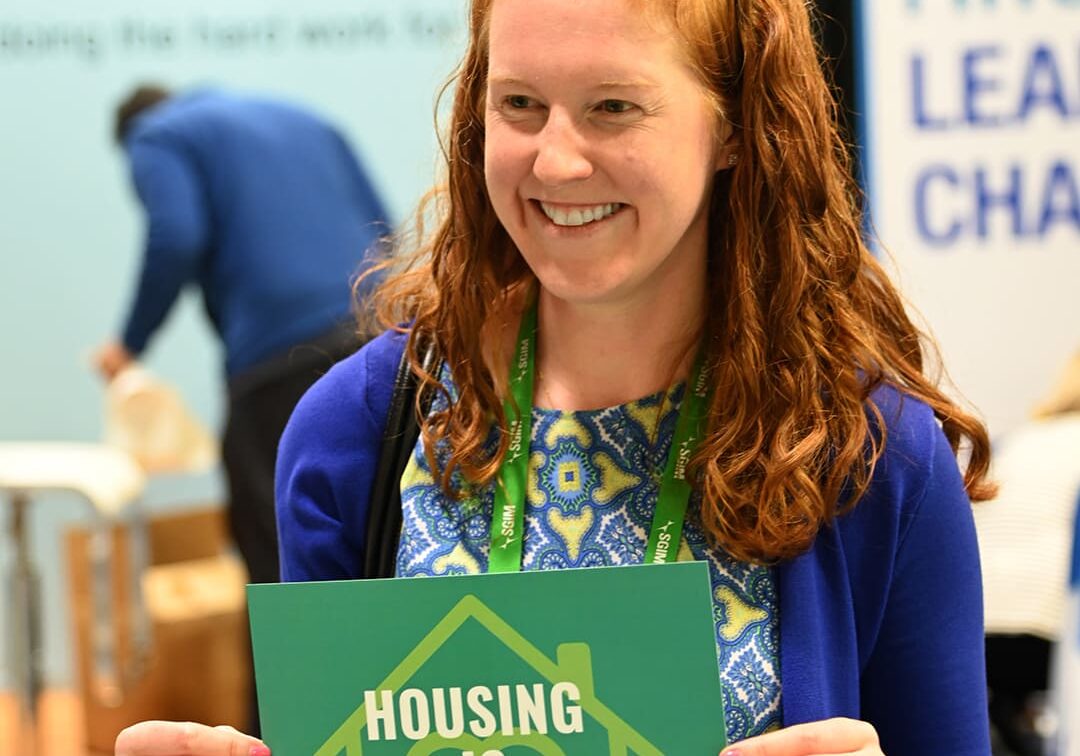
left=95, top=85, right=390, bottom=588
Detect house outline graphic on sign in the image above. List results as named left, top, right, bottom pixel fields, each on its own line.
left=315, top=594, right=663, bottom=756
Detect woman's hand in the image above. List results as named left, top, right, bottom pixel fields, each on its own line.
left=720, top=718, right=882, bottom=755
left=114, top=721, right=270, bottom=756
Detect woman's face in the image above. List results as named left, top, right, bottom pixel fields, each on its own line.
left=484, top=0, right=729, bottom=310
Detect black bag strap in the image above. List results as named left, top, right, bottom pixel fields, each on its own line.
left=362, top=336, right=440, bottom=578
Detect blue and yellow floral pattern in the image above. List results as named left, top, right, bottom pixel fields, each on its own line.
left=396, top=382, right=782, bottom=739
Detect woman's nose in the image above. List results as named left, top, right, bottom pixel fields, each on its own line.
left=532, top=111, right=594, bottom=187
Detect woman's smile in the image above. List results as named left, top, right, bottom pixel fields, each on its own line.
left=537, top=200, right=625, bottom=227
left=529, top=199, right=629, bottom=236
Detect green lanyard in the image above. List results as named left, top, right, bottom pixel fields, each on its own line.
left=487, top=300, right=712, bottom=573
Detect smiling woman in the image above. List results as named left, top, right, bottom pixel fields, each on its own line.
left=483, top=0, right=729, bottom=328
left=116, top=0, right=995, bottom=754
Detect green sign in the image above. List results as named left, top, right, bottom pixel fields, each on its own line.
left=249, top=562, right=727, bottom=755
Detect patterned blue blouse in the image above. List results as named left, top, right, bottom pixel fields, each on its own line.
left=396, top=383, right=782, bottom=739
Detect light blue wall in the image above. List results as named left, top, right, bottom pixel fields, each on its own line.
left=0, top=0, right=466, bottom=688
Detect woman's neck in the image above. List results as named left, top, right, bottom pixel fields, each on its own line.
left=534, top=283, right=705, bottom=411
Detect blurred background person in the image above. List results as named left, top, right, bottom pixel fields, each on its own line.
left=976, top=351, right=1080, bottom=755
left=92, top=84, right=391, bottom=733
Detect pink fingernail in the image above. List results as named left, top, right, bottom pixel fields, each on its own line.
left=721, top=750, right=742, bottom=756
left=250, top=746, right=271, bottom=756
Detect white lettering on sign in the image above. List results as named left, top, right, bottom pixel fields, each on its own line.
left=432, top=687, right=465, bottom=738
left=364, top=689, right=397, bottom=741
left=466, top=686, right=496, bottom=737
left=551, top=681, right=585, bottom=734
left=363, top=681, right=584, bottom=743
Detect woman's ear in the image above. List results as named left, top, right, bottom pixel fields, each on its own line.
left=715, top=126, right=740, bottom=172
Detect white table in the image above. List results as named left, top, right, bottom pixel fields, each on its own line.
left=0, top=442, right=147, bottom=754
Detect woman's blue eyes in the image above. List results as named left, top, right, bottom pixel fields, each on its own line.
left=501, top=96, right=636, bottom=115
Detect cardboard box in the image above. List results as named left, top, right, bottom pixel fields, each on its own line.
left=65, top=507, right=251, bottom=753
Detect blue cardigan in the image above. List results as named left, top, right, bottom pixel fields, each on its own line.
left=276, top=330, right=990, bottom=755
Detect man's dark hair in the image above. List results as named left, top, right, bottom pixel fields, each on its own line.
left=114, top=84, right=172, bottom=144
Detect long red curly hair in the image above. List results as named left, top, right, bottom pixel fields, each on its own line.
left=366, top=0, right=995, bottom=563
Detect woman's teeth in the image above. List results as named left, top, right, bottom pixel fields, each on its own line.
left=539, top=201, right=622, bottom=227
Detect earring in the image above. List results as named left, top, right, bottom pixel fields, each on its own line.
left=727, top=153, right=738, bottom=167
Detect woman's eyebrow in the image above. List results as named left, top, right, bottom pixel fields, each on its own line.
left=488, top=75, right=660, bottom=90
left=594, top=79, right=660, bottom=90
